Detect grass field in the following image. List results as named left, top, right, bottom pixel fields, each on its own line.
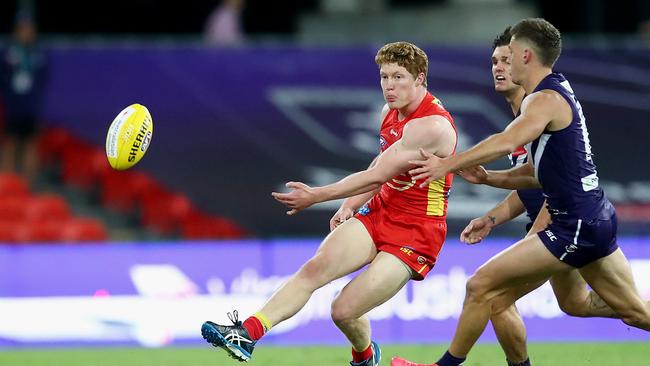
left=0, top=343, right=647, bottom=366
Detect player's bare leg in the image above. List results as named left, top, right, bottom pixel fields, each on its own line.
left=331, top=251, right=412, bottom=365
left=202, top=218, right=378, bottom=361
left=491, top=304, right=528, bottom=364
left=488, top=275, right=551, bottom=366
left=579, top=248, right=650, bottom=330
left=331, top=251, right=412, bottom=348
left=550, top=269, right=618, bottom=318
left=488, top=277, right=543, bottom=365
left=259, top=218, right=377, bottom=325
left=447, top=235, right=572, bottom=359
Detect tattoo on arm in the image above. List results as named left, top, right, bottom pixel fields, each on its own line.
left=488, top=216, right=497, bottom=225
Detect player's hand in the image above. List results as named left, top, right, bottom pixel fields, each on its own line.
left=460, top=216, right=493, bottom=244
left=329, top=206, right=355, bottom=231
left=456, top=165, right=488, bottom=184
left=271, top=182, right=317, bottom=215
left=409, top=148, right=449, bottom=188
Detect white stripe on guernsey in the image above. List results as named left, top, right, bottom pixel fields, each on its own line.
left=573, top=219, right=582, bottom=245
left=560, top=219, right=583, bottom=262
left=533, top=134, right=551, bottom=181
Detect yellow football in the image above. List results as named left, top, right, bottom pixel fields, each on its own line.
left=105, top=104, right=154, bottom=170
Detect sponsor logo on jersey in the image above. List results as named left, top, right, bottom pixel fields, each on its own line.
left=545, top=230, right=557, bottom=241
left=564, top=244, right=578, bottom=253
left=379, top=136, right=387, bottom=149
left=511, top=146, right=527, bottom=157
left=387, top=176, right=415, bottom=191
left=431, top=97, right=444, bottom=107
left=400, top=246, right=415, bottom=256
left=357, top=205, right=370, bottom=216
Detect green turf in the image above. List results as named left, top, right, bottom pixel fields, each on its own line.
left=0, top=343, right=647, bottom=366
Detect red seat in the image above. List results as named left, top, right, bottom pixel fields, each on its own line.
left=101, top=170, right=163, bottom=213
left=140, top=192, right=194, bottom=235
left=0, top=173, right=30, bottom=197
left=62, top=218, right=108, bottom=242
left=61, top=146, right=110, bottom=190
left=21, top=220, right=67, bottom=243
left=0, top=222, right=22, bottom=242
left=24, top=194, right=71, bottom=221
left=0, top=196, right=29, bottom=222
left=182, top=214, right=247, bottom=240
left=37, top=127, right=76, bottom=166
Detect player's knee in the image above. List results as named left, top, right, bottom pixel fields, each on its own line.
left=557, top=297, right=589, bottom=317
left=330, top=297, right=355, bottom=325
left=465, top=272, right=490, bottom=303
left=297, top=256, right=330, bottom=285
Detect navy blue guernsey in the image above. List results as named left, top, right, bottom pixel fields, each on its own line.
left=508, top=117, right=544, bottom=223
left=528, top=73, right=612, bottom=221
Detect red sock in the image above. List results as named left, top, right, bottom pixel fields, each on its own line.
left=352, top=343, right=373, bottom=363
left=242, top=316, right=265, bottom=341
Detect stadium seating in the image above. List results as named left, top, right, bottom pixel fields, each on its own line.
left=182, top=214, right=246, bottom=239
left=33, top=127, right=249, bottom=241
left=61, top=218, right=108, bottom=242
left=0, top=172, right=30, bottom=197
left=0, top=172, right=108, bottom=243
left=61, top=144, right=110, bottom=190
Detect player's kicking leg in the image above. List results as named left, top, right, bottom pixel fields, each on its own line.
left=550, top=269, right=618, bottom=318
left=579, top=248, right=650, bottom=330
left=202, top=218, right=377, bottom=361
left=392, top=235, right=572, bottom=366
left=330, top=251, right=412, bottom=366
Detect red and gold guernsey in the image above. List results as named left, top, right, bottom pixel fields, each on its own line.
left=377, top=92, right=456, bottom=218
left=354, top=92, right=457, bottom=280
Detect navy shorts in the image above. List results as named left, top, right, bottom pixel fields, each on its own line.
left=537, top=211, right=619, bottom=268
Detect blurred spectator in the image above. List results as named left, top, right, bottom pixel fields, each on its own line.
left=0, top=10, right=48, bottom=183
left=639, top=19, right=650, bottom=46
left=204, top=0, right=246, bottom=46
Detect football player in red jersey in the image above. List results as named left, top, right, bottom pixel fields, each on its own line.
left=202, top=41, right=457, bottom=366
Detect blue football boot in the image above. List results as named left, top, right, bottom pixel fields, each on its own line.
left=201, top=310, right=256, bottom=362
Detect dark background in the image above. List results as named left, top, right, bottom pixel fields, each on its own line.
left=1, top=0, right=648, bottom=35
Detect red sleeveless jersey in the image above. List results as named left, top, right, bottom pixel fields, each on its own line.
left=376, top=92, right=456, bottom=218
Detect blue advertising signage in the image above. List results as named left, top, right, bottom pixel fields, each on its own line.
left=0, top=238, right=648, bottom=347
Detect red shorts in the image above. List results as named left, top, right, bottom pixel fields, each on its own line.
left=354, top=202, right=447, bottom=280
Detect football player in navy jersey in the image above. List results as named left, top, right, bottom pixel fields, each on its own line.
left=391, top=18, right=650, bottom=366
left=453, top=26, right=636, bottom=366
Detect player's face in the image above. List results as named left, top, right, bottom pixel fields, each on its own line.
left=491, top=46, right=518, bottom=94
left=509, top=39, right=525, bottom=85
left=380, top=63, right=420, bottom=109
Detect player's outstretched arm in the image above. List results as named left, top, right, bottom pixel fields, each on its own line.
left=460, top=191, right=526, bottom=244
left=458, top=161, right=540, bottom=190
left=272, top=115, right=454, bottom=215
left=409, top=92, right=557, bottom=187
left=330, top=156, right=381, bottom=230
